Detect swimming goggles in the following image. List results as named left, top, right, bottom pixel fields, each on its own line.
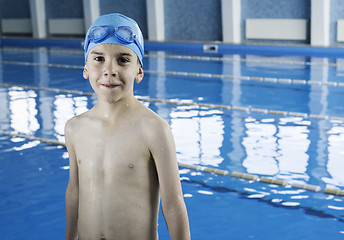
left=85, top=25, right=144, bottom=57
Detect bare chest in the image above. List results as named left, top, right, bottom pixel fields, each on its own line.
left=74, top=122, right=152, bottom=179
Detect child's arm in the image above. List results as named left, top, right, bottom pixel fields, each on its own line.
left=148, top=119, right=191, bottom=240
left=65, top=120, right=79, bottom=240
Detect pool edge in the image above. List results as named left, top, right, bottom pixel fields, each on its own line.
left=2, top=37, right=344, bottom=57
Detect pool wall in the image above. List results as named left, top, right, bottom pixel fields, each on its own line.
left=1, top=0, right=344, bottom=47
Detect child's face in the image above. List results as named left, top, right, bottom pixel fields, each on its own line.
left=83, top=44, right=143, bottom=103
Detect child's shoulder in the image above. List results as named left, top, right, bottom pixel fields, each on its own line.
left=135, top=103, right=175, bottom=151
left=136, top=103, right=171, bottom=136
left=138, top=103, right=168, bottom=126
left=64, top=110, right=92, bottom=134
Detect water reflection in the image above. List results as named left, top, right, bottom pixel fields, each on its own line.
left=222, top=55, right=246, bottom=173
left=277, top=118, right=310, bottom=179
left=53, top=94, right=88, bottom=142
left=13, top=140, right=40, bottom=151
left=9, top=88, right=39, bottom=134
left=325, top=126, right=344, bottom=187
left=243, top=120, right=279, bottom=175
left=171, top=105, right=224, bottom=167
left=1, top=88, right=89, bottom=144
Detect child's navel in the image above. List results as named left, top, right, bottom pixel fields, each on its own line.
left=128, top=163, right=134, bottom=169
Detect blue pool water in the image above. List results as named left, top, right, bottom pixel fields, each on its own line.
left=0, top=44, right=344, bottom=239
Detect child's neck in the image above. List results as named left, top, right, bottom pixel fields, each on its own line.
left=94, top=95, right=138, bottom=121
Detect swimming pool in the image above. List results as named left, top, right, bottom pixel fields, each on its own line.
left=0, top=42, right=343, bottom=239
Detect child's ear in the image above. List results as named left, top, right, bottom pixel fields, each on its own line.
left=83, top=66, right=89, bottom=79
left=134, top=66, right=144, bottom=83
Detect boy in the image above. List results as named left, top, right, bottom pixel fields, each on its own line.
left=65, top=13, right=190, bottom=240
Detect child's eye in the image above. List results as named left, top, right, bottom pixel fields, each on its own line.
left=94, top=56, right=105, bottom=62
left=118, top=57, right=130, bottom=64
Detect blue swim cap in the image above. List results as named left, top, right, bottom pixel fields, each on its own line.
left=84, top=13, right=144, bottom=66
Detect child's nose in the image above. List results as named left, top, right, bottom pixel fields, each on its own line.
left=104, top=62, right=117, bottom=77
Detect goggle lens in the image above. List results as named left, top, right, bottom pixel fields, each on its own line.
left=89, top=26, right=109, bottom=42
left=115, top=26, right=135, bottom=43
